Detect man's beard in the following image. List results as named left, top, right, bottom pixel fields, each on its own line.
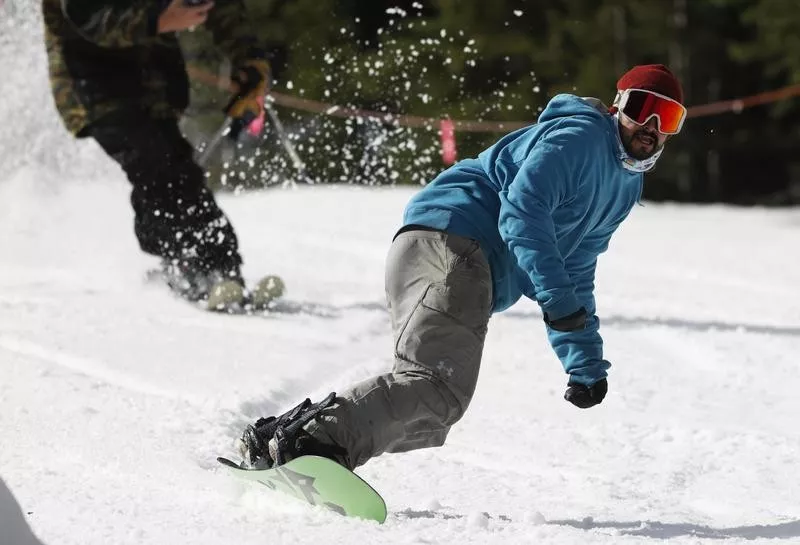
left=623, top=128, right=663, bottom=160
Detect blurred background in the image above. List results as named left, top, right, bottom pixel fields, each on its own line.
left=2, top=0, right=799, bottom=205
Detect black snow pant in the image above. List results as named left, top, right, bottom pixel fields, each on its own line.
left=86, top=113, right=242, bottom=277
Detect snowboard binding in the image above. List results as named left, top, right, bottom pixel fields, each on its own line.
left=239, top=392, right=348, bottom=469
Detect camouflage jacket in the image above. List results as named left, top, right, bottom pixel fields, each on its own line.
left=42, top=0, right=267, bottom=136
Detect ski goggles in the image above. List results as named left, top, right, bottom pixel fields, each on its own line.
left=617, top=88, right=687, bottom=135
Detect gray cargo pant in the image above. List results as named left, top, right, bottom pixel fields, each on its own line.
left=305, top=228, right=493, bottom=469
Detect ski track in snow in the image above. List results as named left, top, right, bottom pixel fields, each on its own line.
left=1, top=165, right=800, bottom=545
left=0, top=336, right=200, bottom=402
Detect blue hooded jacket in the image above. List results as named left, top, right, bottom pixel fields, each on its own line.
left=402, top=94, right=644, bottom=386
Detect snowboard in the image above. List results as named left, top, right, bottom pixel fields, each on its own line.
left=217, top=455, right=387, bottom=523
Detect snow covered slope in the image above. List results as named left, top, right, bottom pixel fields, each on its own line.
left=2, top=167, right=800, bottom=545
left=3, top=5, right=800, bottom=543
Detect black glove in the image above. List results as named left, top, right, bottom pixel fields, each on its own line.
left=564, top=378, right=607, bottom=409
left=544, top=307, right=587, bottom=332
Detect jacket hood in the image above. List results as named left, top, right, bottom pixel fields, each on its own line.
left=537, top=94, right=611, bottom=125
left=539, top=94, right=662, bottom=173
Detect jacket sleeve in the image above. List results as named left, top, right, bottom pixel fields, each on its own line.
left=61, top=0, right=164, bottom=47
left=497, top=128, right=613, bottom=386
left=203, top=0, right=267, bottom=67
left=546, top=234, right=612, bottom=387
left=498, top=138, right=584, bottom=322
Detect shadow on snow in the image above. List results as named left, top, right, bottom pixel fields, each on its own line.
left=397, top=509, right=800, bottom=540
left=502, top=310, right=800, bottom=337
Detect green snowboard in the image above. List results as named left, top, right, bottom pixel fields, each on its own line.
left=217, top=456, right=387, bottom=523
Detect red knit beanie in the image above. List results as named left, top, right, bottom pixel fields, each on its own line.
left=617, top=64, right=684, bottom=104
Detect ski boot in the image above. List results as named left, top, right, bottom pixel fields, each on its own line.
left=248, top=275, right=286, bottom=310
left=205, top=271, right=246, bottom=311
left=238, top=393, right=348, bottom=469
left=160, top=258, right=245, bottom=311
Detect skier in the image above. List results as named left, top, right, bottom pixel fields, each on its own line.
left=42, top=0, right=273, bottom=309
left=238, top=64, right=687, bottom=471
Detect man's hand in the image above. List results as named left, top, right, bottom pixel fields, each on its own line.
left=157, top=0, right=214, bottom=34
left=564, top=378, right=607, bottom=409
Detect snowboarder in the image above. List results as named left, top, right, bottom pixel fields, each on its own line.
left=42, top=0, right=271, bottom=309
left=237, top=64, right=687, bottom=471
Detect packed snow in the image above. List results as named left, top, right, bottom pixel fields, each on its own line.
left=2, top=159, right=800, bottom=544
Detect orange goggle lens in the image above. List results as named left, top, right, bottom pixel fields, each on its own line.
left=619, top=89, right=686, bottom=135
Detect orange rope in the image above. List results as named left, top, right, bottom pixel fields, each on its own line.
left=187, top=64, right=800, bottom=132
left=686, top=84, right=800, bottom=118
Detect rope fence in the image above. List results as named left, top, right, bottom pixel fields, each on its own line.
left=186, top=64, right=800, bottom=165
left=188, top=64, right=800, bottom=132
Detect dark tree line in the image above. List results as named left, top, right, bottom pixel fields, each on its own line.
left=181, top=0, right=800, bottom=205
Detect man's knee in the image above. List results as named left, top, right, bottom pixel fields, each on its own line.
left=395, top=365, right=471, bottom=427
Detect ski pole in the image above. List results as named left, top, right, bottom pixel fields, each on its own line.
left=196, top=97, right=310, bottom=182
left=264, top=100, right=310, bottom=183
left=195, top=116, right=233, bottom=168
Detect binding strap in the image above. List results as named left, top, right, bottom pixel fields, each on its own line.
left=271, top=392, right=337, bottom=465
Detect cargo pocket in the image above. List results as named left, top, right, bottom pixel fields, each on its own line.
left=394, top=266, right=491, bottom=402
